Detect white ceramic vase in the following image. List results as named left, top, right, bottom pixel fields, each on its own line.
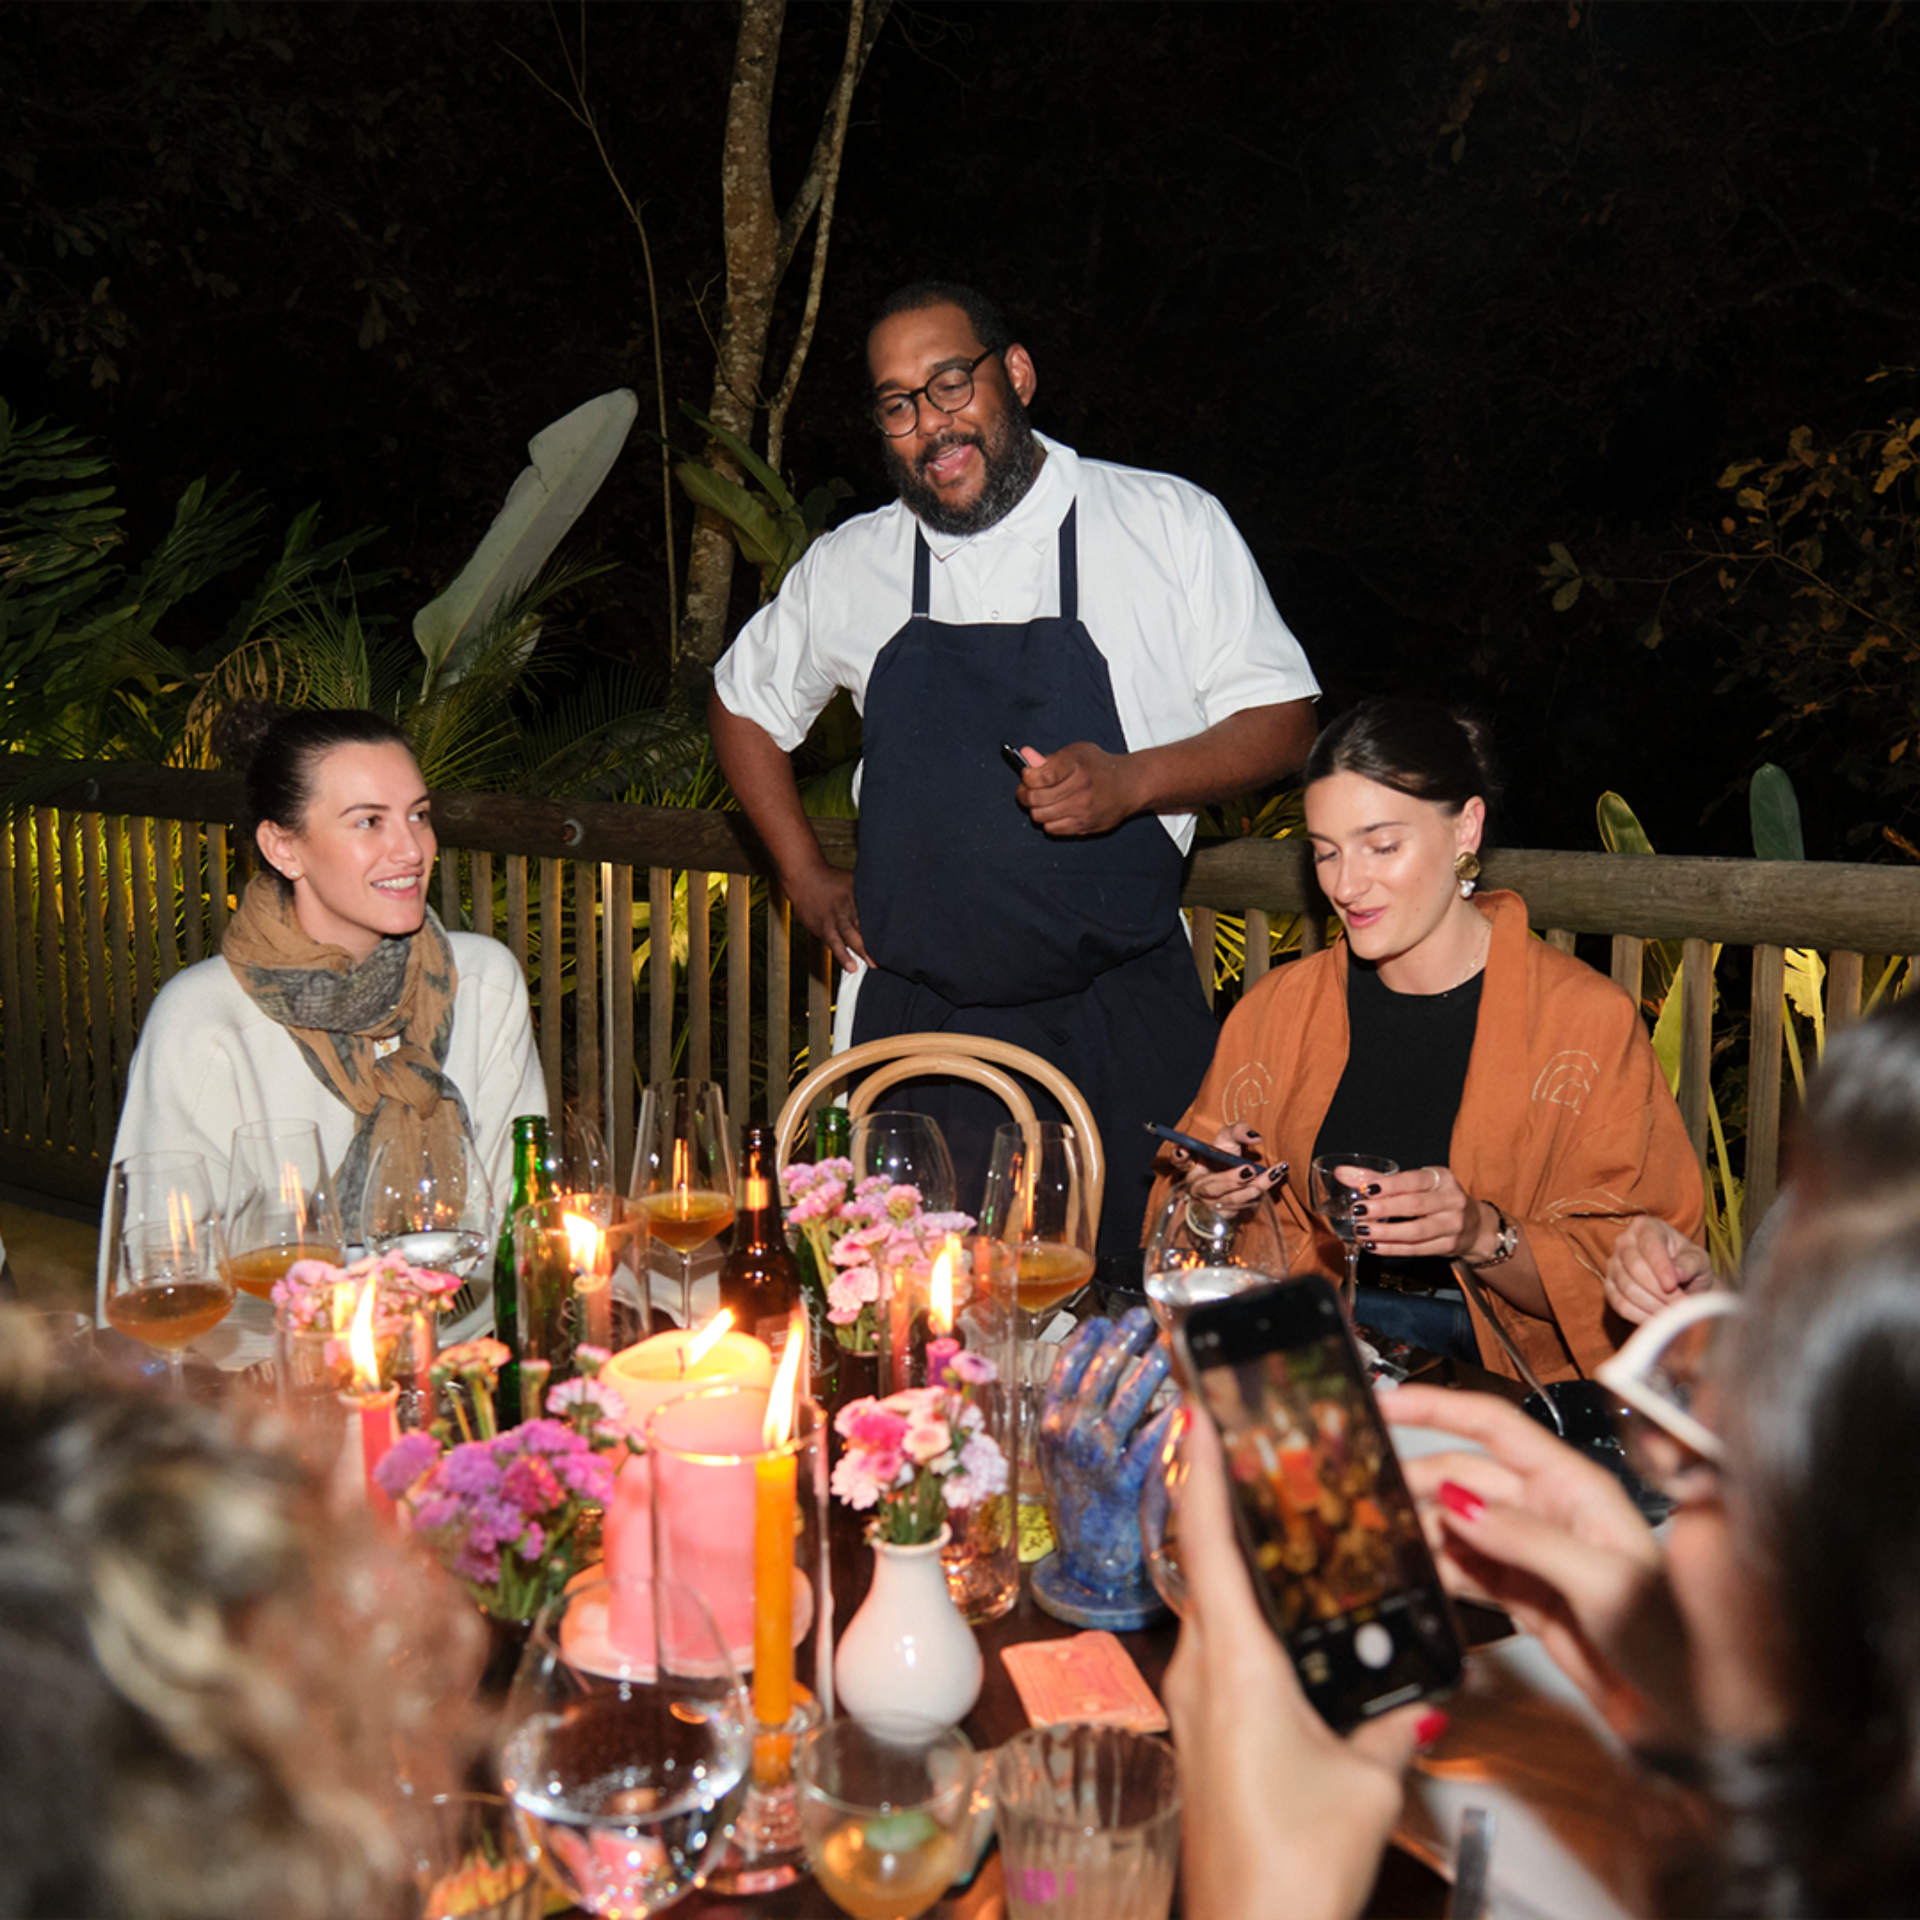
left=834, top=1524, right=983, bottom=1727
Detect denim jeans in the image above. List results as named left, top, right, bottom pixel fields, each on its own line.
left=1354, top=1284, right=1478, bottom=1362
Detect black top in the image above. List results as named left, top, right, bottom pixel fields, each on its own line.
left=1316, top=960, right=1483, bottom=1290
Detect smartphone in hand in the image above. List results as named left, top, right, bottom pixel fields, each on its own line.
left=1175, top=1276, right=1464, bottom=1730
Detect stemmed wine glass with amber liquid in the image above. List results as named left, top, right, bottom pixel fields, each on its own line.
left=218, top=1120, right=344, bottom=1302
left=980, top=1119, right=1098, bottom=1562
left=631, top=1079, right=737, bottom=1327
left=104, top=1150, right=234, bottom=1388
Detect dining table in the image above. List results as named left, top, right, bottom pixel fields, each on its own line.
left=637, top=1334, right=1673, bottom=1920
left=505, top=1321, right=1668, bottom=1920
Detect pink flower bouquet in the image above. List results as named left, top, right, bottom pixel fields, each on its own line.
left=830, top=1338, right=1008, bottom=1546
left=782, top=1158, right=974, bottom=1354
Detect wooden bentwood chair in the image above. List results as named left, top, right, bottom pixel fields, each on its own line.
left=772, top=1031, right=1105, bottom=1238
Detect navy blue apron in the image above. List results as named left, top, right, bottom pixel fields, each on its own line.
left=851, top=504, right=1221, bottom=1260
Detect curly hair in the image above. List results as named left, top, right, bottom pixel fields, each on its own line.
left=0, top=1315, right=479, bottom=1918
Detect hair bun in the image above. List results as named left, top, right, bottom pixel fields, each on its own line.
left=210, top=700, right=293, bottom=774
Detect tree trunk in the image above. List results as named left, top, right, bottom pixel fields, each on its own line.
left=680, top=0, right=893, bottom=673
left=680, top=0, right=786, bottom=673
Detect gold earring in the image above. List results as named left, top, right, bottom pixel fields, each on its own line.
left=1454, top=849, right=1481, bottom=900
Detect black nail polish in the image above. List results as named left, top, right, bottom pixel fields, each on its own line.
left=1366, top=1184, right=1384, bottom=1196
left=1245, top=1131, right=1262, bottom=1142
left=1352, top=1203, right=1369, bottom=1218
left=1238, top=1167, right=1255, bottom=1182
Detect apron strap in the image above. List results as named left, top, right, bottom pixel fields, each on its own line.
left=912, top=525, right=932, bottom=619
left=909, top=500, right=1081, bottom=622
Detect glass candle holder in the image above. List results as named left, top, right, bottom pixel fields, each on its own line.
left=275, top=1285, right=436, bottom=1467
left=512, top=1194, right=643, bottom=1419
left=644, top=1383, right=831, bottom=1894
left=878, top=1233, right=1020, bottom=1624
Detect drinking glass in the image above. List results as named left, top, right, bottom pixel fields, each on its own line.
left=980, top=1120, right=1098, bottom=1563
left=995, top=1724, right=1181, bottom=1920
left=847, top=1111, right=958, bottom=1217
left=362, top=1130, right=495, bottom=1290
left=103, top=1150, right=232, bottom=1388
left=217, top=1119, right=345, bottom=1301
left=497, top=1576, right=753, bottom=1918
left=797, top=1714, right=976, bottom=1920
left=1309, top=1153, right=1399, bottom=1310
left=980, top=1120, right=1097, bottom=1316
left=413, top=1791, right=544, bottom=1920
left=631, top=1079, right=737, bottom=1327
left=1141, top=1182, right=1287, bottom=1336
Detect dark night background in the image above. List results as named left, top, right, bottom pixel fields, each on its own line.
left=5, top=0, right=1917, bottom=859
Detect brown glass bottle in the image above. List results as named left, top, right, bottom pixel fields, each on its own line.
left=718, top=1124, right=801, bottom=1351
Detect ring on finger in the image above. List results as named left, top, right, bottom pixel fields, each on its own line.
left=1429, top=1168, right=1441, bottom=1194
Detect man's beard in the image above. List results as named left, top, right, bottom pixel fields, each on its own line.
left=886, top=391, right=1040, bottom=536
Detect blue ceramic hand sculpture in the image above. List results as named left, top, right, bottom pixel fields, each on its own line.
left=1033, top=1307, right=1177, bottom=1629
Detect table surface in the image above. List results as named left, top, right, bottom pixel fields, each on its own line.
left=556, top=1342, right=1539, bottom=1919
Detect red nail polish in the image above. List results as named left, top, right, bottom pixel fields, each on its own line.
left=1414, top=1709, right=1450, bottom=1748
left=1438, top=1480, right=1486, bottom=1522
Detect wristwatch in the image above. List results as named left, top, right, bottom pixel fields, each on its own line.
left=1462, top=1201, right=1519, bottom=1269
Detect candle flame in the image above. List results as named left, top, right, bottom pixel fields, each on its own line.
left=348, top=1281, right=379, bottom=1391
left=929, top=1236, right=957, bottom=1335
left=672, top=1137, right=690, bottom=1195
left=563, top=1210, right=601, bottom=1273
left=763, top=1308, right=806, bottom=1448
left=684, top=1308, right=734, bottom=1368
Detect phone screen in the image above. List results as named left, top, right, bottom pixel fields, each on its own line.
left=1178, top=1277, right=1463, bottom=1729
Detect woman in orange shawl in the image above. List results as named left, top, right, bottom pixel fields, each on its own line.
left=1168, top=698, right=1702, bottom=1385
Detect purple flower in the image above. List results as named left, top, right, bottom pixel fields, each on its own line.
left=440, top=1441, right=505, bottom=1497
left=374, top=1430, right=441, bottom=1497
left=948, top=1349, right=997, bottom=1386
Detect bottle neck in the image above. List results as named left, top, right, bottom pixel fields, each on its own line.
left=735, top=1135, right=782, bottom=1250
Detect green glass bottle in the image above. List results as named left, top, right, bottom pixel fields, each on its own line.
left=812, top=1103, right=851, bottom=1162
left=493, top=1113, right=553, bottom=1424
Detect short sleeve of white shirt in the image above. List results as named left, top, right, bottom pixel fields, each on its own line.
left=712, top=434, right=1319, bottom=842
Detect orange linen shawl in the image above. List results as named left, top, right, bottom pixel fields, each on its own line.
left=1170, top=890, right=1704, bottom=1385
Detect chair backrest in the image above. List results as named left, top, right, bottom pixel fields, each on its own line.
left=772, top=1031, right=1106, bottom=1233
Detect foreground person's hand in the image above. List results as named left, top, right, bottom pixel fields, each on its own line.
left=1164, top=1404, right=1429, bottom=1920
left=1384, top=1385, right=1694, bottom=1746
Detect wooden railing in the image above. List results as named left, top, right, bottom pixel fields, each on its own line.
left=7, top=759, right=1919, bottom=1232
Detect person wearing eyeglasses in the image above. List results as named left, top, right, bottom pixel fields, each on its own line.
left=710, top=281, right=1318, bottom=1249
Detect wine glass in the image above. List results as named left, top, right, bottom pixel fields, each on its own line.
left=847, top=1111, right=958, bottom=1216
left=1141, top=1182, right=1288, bottom=1336
left=631, top=1079, right=736, bottom=1327
left=980, top=1120, right=1096, bottom=1318
left=1309, top=1153, right=1399, bottom=1310
left=797, top=1715, right=976, bottom=1920
left=363, top=1130, right=495, bottom=1289
left=217, top=1120, right=345, bottom=1302
left=980, top=1120, right=1097, bottom=1562
left=104, top=1150, right=232, bottom=1388
left=498, top=1576, right=753, bottom=1918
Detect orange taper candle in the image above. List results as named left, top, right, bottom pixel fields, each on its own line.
left=751, top=1317, right=805, bottom=1735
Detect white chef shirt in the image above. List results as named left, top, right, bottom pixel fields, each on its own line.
left=711, top=432, right=1319, bottom=853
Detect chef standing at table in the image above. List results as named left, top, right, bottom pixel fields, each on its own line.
left=710, top=281, right=1319, bottom=1251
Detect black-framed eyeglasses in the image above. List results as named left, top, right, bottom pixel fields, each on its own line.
left=871, top=348, right=999, bottom=437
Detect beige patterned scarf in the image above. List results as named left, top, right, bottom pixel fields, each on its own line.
left=221, top=874, right=471, bottom=1235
